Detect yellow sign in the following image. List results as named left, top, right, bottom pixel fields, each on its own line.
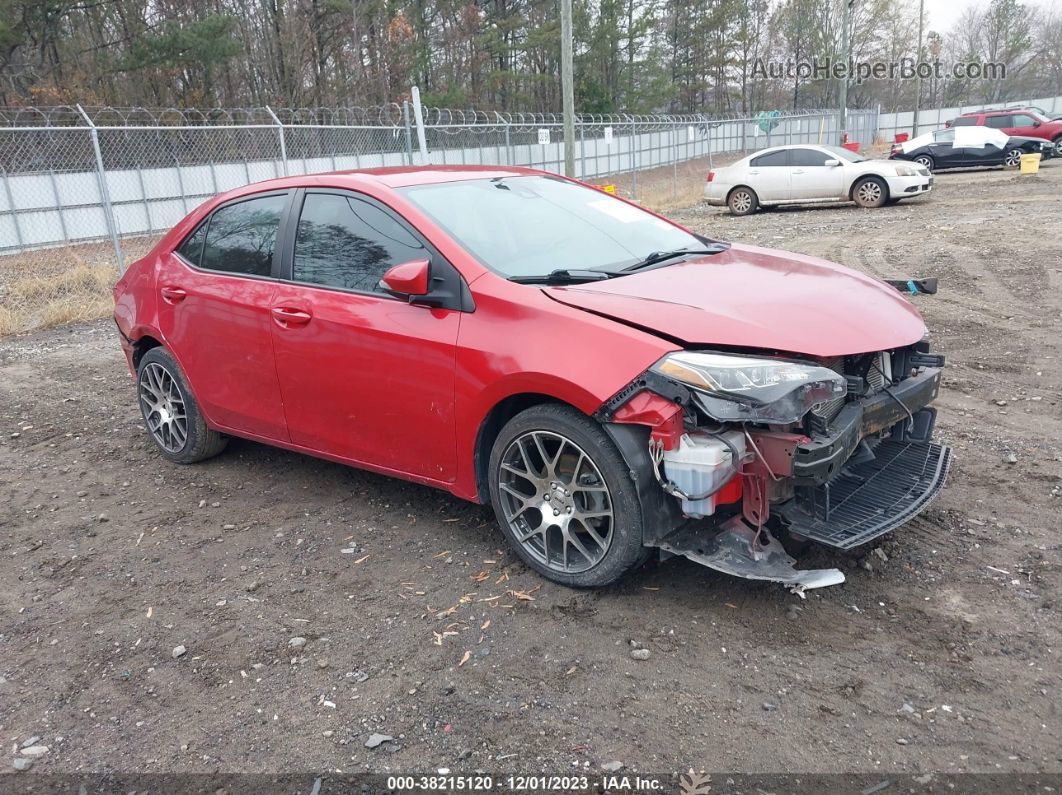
left=600, top=184, right=616, bottom=194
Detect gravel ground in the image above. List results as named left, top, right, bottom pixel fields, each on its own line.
left=1, top=162, right=1060, bottom=783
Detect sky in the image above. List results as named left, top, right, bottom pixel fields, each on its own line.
left=922, top=0, right=1060, bottom=32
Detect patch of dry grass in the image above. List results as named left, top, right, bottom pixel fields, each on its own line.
left=0, top=249, right=119, bottom=336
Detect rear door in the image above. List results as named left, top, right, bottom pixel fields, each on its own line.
left=156, top=192, right=290, bottom=441
left=267, top=189, right=462, bottom=482
left=928, top=129, right=964, bottom=166
left=745, top=149, right=791, bottom=201
left=788, top=148, right=845, bottom=199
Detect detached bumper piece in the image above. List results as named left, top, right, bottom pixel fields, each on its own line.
left=778, top=439, right=952, bottom=550
left=656, top=516, right=845, bottom=596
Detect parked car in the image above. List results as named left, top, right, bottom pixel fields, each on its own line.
left=114, top=166, right=951, bottom=593
left=704, top=144, right=932, bottom=215
left=889, top=126, right=1052, bottom=171
left=949, top=109, right=1062, bottom=156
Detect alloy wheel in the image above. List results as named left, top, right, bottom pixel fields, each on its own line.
left=731, top=191, right=752, bottom=213
left=496, top=430, right=614, bottom=574
left=140, top=362, right=188, bottom=453
left=1004, top=149, right=1022, bottom=167
left=1054, top=139, right=1062, bottom=157
left=856, top=180, right=882, bottom=204
left=915, top=156, right=932, bottom=170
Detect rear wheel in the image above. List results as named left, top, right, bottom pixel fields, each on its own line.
left=487, top=404, right=646, bottom=588
left=852, top=176, right=888, bottom=208
left=727, top=186, right=758, bottom=216
left=914, top=155, right=934, bottom=172
left=137, top=347, right=227, bottom=464
left=1003, top=148, right=1023, bottom=167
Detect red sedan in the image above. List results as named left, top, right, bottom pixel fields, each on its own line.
left=114, top=166, right=951, bottom=593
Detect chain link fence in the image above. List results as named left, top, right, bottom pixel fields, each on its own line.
left=1, top=102, right=880, bottom=335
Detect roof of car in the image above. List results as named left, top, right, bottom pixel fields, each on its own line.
left=205, top=165, right=556, bottom=207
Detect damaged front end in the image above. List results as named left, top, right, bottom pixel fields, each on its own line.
left=598, top=339, right=951, bottom=594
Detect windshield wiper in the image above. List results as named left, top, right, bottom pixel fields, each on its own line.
left=623, top=244, right=729, bottom=272
left=508, top=269, right=615, bottom=285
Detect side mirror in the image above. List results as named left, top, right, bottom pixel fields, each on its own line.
left=1033, top=120, right=1041, bottom=127
left=824, top=159, right=841, bottom=167
left=381, top=258, right=430, bottom=298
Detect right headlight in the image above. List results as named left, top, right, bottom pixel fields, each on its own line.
left=651, top=351, right=847, bottom=424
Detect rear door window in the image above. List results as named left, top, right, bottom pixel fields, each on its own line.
left=951, top=117, right=977, bottom=126
left=984, top=115, right=1012, bottom=128
left=750, top=150, right=789, bottom=167
left=789, top=148, right=831, bottom=166
left=292, top=192, right=427, bottom=294
left=200, top=194, right=287, bottom=277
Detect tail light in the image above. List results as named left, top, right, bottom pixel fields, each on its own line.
left=706, top=171, right=715, bottom=182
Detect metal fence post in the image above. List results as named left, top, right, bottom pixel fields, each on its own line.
left=403, top=101, right=414, bottom=166
left=265, top=105, right=288, bottom=176
left=76, top=104, right=125, bottom=273
left=2, top=167, right=25, bottom=250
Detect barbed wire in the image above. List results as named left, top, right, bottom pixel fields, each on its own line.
left=0, top=103, right=851, bottom=129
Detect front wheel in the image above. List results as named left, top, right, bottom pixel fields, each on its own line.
left=137, top=347, right=227, bottom=464
left=1003, top=148, right=1023, bottom=167
left=487, top=404, right=646, bottom=588
left=852, top=176, right=888, bottom=208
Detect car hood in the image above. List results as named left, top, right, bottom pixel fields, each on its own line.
left=544, top=243, right=927, bottom=357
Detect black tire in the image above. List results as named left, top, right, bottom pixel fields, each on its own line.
left=1053, top=136, right=1062, bottom=158
left=852, top=176, right=888, bottom=208
left=727, top=186, right=758, bottom=216
left=1003, top=148, right=1023, bottom=167
left=137, top=347, right=227, bottom=464
left=913, top=155, right=934, bottom=172
left=487, top=404, right=646, bottom=588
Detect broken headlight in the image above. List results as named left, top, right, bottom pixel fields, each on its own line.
left=651, top=352, right=847, bottom=424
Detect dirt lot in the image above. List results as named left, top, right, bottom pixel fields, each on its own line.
left=1, top=162, right=1060, bottom=784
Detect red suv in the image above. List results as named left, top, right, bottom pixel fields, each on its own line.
left=951, top=109, right=1062, bottom=157
left=113, top=166, right=950, bottom=593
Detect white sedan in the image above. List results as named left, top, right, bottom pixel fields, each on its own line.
left=704, top=144, right=933, bottom=215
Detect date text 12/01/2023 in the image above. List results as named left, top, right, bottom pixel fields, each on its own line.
left=385, top=774, right=668, bottom=791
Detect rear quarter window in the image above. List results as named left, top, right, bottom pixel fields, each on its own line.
left=952, top=117, right=977, bottom=126
left=176, top=222, right=207, bottom=266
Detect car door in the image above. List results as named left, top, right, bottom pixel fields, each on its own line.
left=745, top=149, right=791, bottom=201
left=1009, top=113, right=1044, bottom=140
left=928, top=129, right=963, bottom=166
left=268, top=189, right=462, bottom=482
left=788, top=148, right=845, bottom=199
left=155, top=191, right=291, bottom=441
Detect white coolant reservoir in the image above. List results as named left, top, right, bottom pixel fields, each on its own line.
left=661, top=430, right=746, bottom=518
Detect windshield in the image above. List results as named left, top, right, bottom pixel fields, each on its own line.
left=821, top=144, right=867, bottom=163
left=400, top=175, right=702, bottom=278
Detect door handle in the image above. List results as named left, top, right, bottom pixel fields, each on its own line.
left=748, top=170, right=760, bottom=174
left=160, top=286, right=187, bottom=304
left=271, top=306, right=312, bottom=328
left=792, top=169, right=804, bottom=174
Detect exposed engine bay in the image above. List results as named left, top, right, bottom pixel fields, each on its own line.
left=598, top=338, right=952, bottom=594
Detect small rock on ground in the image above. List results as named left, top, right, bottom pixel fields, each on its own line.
left=630, top=648, right=651, bottom=661
left=172, top=645, right=187, bottom=659
left=601, top=761, right=623, bottom=772
left=365, top=733, right=394, bottom=749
